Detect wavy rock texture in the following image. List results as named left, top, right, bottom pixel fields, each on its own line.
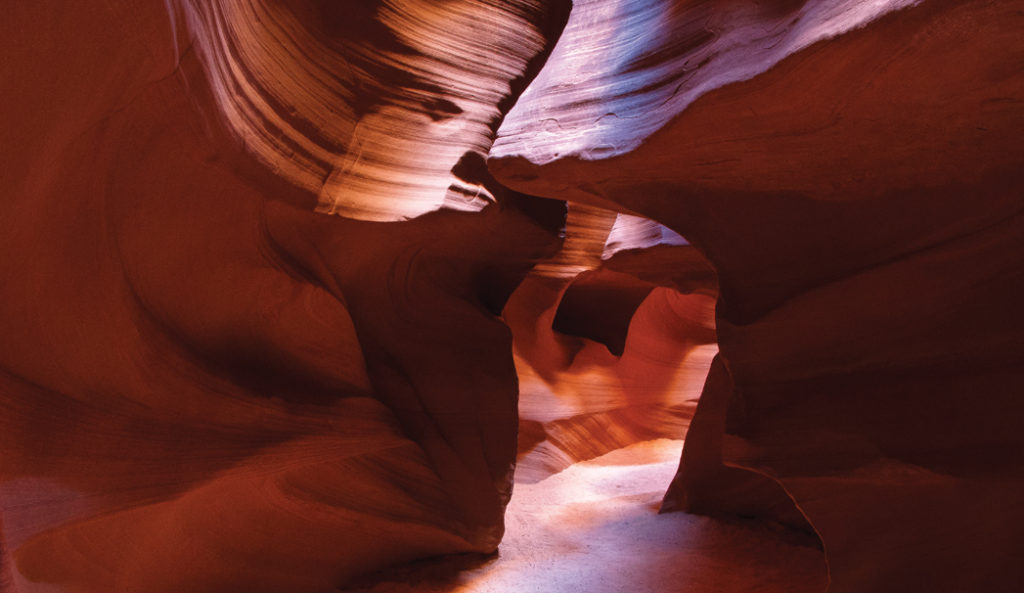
left=492, top=1, right=1024, bottom=592
left=491, top=0, right=923, bottom=163
left=171, top=0, right=568, bottom=221
left=3, top=0, right=1023, bottom=592
left=507, top=237, right=718, bottom=483
left=1, top=1, right=568, bottom=591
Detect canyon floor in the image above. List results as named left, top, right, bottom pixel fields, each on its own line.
left=346, top=439, right=827, bottom=593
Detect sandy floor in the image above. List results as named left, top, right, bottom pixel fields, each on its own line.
left=346, top=439, right=826, bottom=593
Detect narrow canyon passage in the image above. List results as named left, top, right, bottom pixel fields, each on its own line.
left=2, top=0, right=1023, bottom=592
left=341, top=226, right=743, bottom=591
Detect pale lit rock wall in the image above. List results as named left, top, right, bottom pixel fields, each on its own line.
left=491, top=0, right=922, bottom=164
left=171, top=0, right=567, bottom=221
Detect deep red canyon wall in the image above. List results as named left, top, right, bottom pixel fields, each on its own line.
left=3, top=1, right=1023, bottom=592
left=1, top=1, right=569, bottom=590
left=492, top=0, right=1024, bottom=591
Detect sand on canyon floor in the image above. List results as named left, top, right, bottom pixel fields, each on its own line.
left=346, top=439, right=826, bottom=593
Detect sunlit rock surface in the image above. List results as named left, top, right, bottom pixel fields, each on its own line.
left=3, top=0, right=1023, bottom=592
left=172, top=0, right=569, bottom=221
left=491, top=0, right=922, bottom=164
left=507, top=241, right=718, bottom=482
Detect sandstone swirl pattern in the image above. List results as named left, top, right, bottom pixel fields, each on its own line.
left=2, top=1, right=1023, bottom=592
left=1, top=1, right=567, bottom=590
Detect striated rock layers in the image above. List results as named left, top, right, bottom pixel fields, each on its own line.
left=2, top=0, right=1023, bottom=592
left=1, top=1, right=570, bottom=591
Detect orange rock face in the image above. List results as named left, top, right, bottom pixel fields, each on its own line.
left=2, top=0, right=1023, bottom=592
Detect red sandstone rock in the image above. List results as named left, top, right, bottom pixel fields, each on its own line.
left=506, top=243, right=718, bottom=482
left=1, top=1, right=567, bottom=590
left=492, top=0, right=1024, bottom=591
left=3, top=0, right=1023, bottom=591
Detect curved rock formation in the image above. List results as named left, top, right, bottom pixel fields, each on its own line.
left=1, top=1, right=567, bottom=590
left=491, top=0, right=1024, bottom=591
left=171, top=0, right=570, bottom=221
left=507, top=240, right=718, bottom=482
left=3, top=0, right=1023, bottom=591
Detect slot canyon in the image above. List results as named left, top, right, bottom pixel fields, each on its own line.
left=1, top=0, right=1022, bottom=591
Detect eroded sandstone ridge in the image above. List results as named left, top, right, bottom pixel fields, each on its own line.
left=2, top=0, right=1023, bottom=592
